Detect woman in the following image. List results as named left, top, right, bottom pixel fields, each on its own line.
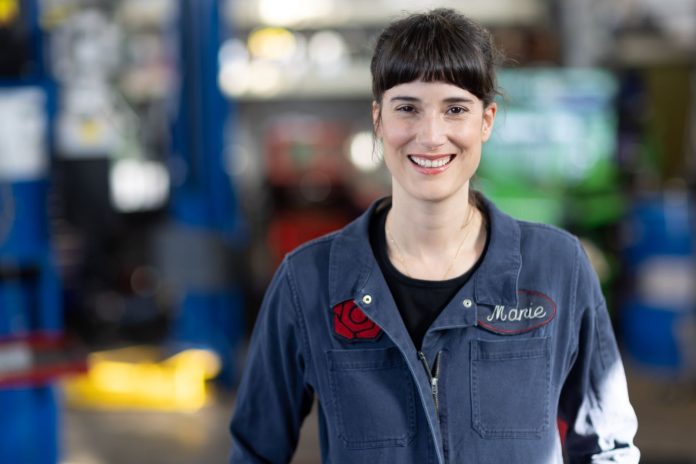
left=230, top=9, right=639, bottom=463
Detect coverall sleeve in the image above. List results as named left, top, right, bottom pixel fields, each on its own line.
left=230, top=260, right=314, bottom=463
left=558, top=244, right=640, bottom=463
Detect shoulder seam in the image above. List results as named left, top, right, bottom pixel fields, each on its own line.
left=286, top=230, right=339, bottom=261
left=517, top=220, right=578, bottom=243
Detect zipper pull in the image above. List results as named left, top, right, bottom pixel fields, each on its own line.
left=418, top=351, right=442, bottom=414
left=432, top=351, right=441, bottom=412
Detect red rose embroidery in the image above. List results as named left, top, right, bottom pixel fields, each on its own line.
left=332, top=300, right=381, bottom=341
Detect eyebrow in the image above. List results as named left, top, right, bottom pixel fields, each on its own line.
left=389, top=96, right=475, bottom=104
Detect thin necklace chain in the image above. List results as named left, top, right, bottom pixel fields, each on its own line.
left=386, top=207, right=477, bottom=280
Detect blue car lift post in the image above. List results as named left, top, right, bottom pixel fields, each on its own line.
left=168, top=0, right=246, bottom=387
left=0, top=1, right=66, bottom=462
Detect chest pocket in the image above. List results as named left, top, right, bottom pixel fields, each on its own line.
left=326, top=346, right=417, bottom=449
left=470, top=337, right=550, bottom=439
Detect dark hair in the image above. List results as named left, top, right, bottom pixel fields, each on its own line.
left=371, top=8, right=501, bottom=107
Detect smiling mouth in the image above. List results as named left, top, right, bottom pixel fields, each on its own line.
left=408, top=155, right=455, bottom=168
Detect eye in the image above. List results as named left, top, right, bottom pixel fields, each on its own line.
left=396, top=105, right=416, bottom=113
left=448, top=106, right=468, bottom=115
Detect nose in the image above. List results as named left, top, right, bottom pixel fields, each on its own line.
left=417, top=112, right=447, bottom=150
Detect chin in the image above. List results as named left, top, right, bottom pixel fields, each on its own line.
left=409, top=184, right=467, bottom=203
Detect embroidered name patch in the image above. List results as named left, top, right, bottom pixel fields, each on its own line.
left=332, top=300, right=382, bottom=342
left=477, top=289, right=556, bottom=335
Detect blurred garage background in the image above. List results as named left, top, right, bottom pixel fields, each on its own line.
left=1, top=0, right=695, bottom=462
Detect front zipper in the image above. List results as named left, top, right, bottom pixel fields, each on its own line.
left=419, top=350, right=448, bottom=463
left=418, top=350, right=442, bottom=414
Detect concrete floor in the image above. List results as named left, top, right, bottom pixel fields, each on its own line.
left=61, top=390, right=322, bottom=464
left=626, top=369, right=696, bottom=464
left=61, top=366, right=696, bottom=464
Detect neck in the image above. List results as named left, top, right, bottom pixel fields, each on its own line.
left=386, top=184, right=486, bottom=280
left=389, top=184, right=475, bottom=255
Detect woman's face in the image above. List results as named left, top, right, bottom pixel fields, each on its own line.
left=373, top=80, right=496, bottom=203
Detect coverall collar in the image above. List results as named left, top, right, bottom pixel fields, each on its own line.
left=328, top=194, right=522, bottom=309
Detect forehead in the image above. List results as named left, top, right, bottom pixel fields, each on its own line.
left=383, top=80, right=479, bottom=103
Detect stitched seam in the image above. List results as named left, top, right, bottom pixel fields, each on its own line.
left=594, top=300, right=610, bottom=370
left=471, top=343, right=482, bottom=437
left=477, top=319, right=554, bottom=335
left=285, top=258, right=315, bottom=387
left=517, top=221, right=578, bottom=245
left=438, top=350, right=450, bottom=464
left=287, top=231, right=339, bottom=260
left=328, top=236, right=339, bottom=301
left=569, top=239, right=582, bottom=360
left=354, top=250, right=376, bottom=303
left=329, top=362, right=405, bottom=370
left=477, top=351, right=546, bottom=361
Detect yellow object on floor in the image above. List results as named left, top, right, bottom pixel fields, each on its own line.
left=62, top=346, right=221, bottom=412
left=0, top=0, right=19, bottom=25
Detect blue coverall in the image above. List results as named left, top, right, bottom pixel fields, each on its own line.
left=230, top=197, right=640, bottom=463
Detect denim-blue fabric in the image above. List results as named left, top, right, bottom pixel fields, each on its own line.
left=229, top=197, right=640, bottom=463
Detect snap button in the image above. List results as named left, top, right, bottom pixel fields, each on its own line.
left=462, top=298, right=473, bottom=308
left=362, top=295, right=373, bottom=305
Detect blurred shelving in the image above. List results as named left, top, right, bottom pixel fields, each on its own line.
left=228, top=61, right=372, bottom=101
left=220, top=0, right=557, bottom=102
left=614, top=34, right=695, bottom=66
left=225, top=0, right=546, bottom=29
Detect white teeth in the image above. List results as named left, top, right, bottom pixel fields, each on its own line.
left=409, top=155, right=453, bottom=168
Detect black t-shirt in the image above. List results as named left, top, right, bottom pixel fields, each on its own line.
left=369, top=200, right=488, bottom=350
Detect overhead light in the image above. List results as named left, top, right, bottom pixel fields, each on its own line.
left=308, top=30, right=348, bottom=69
left=109, top=158, right=170, bottom=212
left=349, top=131, right=381, bottom=172
left=218, top=60, right=251, bottom=97
left=219, top=38, right=249, bottom=67
left=247, top=27, right=297, bottom=62
left=257, top=0, right=334, bottom=26
left=246, top=61, right=283, bottom=96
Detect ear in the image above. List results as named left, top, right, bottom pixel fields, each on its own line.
left=372, top=101, right=382, bottom=138
left=481, top=102, right=497, bottom=142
